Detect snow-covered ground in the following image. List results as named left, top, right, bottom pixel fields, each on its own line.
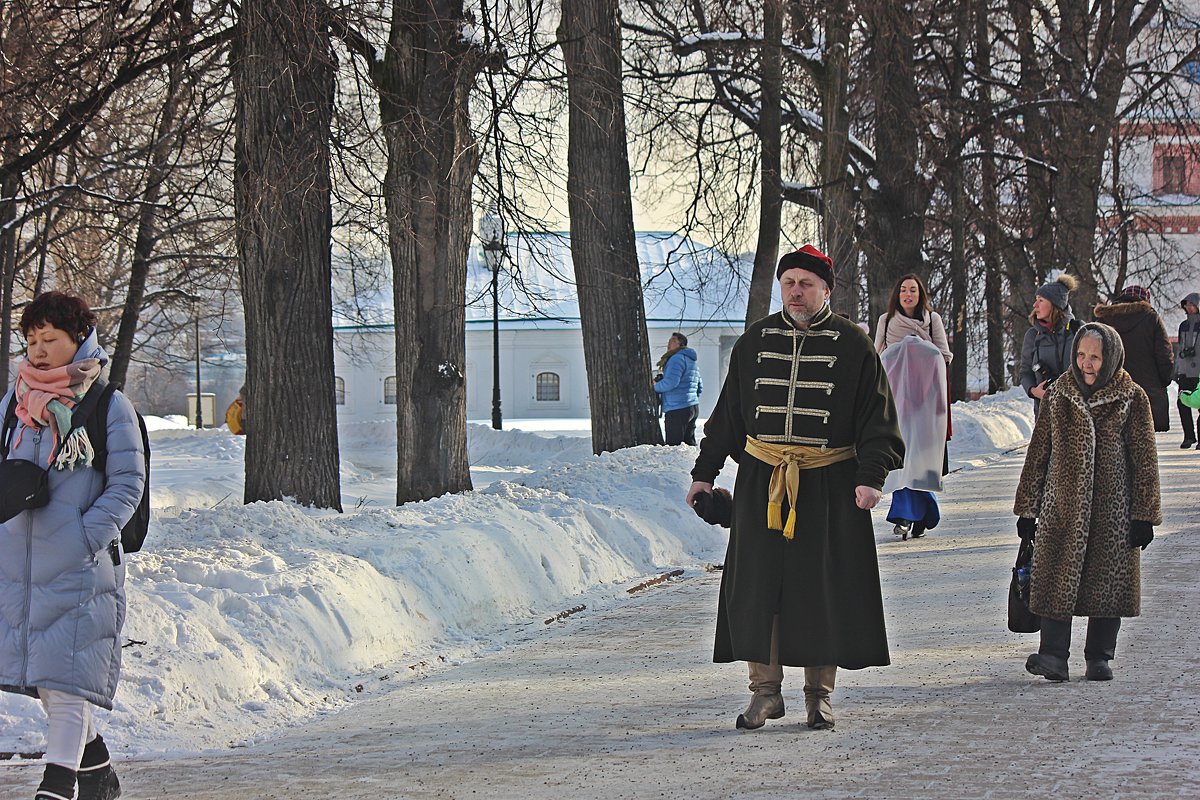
left=0, top=390, right=1035, bottom=758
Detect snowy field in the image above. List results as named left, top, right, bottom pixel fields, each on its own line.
left=0, top=390, right=1035, bottom=758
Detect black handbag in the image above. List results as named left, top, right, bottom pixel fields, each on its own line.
left=1007, top=538, right=1041, bottom=633
left=0, top=458, right=50, bottom=523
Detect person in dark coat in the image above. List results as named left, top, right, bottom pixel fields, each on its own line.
left=686, top=244, right=904, bottom=731
left=1, top=291, right=144, bottom=800
left=1174, top=292, right=1200, bottom=448
left=1019, top=274, right=1080, bottom=417
left=1093, top=285, right=1174, bottom=431
left=653, top=332, right=702, bottom=445
left=1015, top=322, right=1161, bottom=682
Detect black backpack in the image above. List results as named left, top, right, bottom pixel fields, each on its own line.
left=2, top=379, right=151, bottom=553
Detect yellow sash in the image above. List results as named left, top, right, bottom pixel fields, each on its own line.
left=743, top=437, right=856, bottom=539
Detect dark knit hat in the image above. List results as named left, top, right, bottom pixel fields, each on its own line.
left=1035, top=273, right=1077, bottom=311
left=776, top=245, right=835, bottom=289
left=1182, top=292, right=1200, bottom=310
left=1115, top=285, right=1151, bottom=303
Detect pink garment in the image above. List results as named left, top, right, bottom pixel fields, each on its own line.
left=881, top=336, right=948, bottom=494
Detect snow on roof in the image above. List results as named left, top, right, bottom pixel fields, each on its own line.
left=334, top=232, right=759, bottom=330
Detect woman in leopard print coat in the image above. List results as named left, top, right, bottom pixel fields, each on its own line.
left=1013, top=322, right=1162, bottom=682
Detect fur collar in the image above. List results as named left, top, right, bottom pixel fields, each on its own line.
left=1094, top=300, right=1153, bottom=320
left=1055, top=367, right=1135, bottom=410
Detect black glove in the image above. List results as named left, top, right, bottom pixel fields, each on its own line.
left=1016, top=517, right=1037, bottom=542
left=693, top=486, right=733, bottom=528
left=1128, top=520, right=1154, bottom=550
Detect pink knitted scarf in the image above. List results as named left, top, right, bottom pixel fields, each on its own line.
left=13, top=357, right=102, bottom=467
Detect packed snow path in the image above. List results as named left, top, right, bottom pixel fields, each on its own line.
left=5, top=436, right=1199, bottom=798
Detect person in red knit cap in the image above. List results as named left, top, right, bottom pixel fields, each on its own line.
left=686, top=244, right=904, bottom=731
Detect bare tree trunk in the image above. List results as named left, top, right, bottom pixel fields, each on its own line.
left=947, top=2, right=970, bottom=402
left=559, top=0, right=662, bottom=454
left=233, top=0, right=341, bottom=510
left=1009, top=0, right=1051, bottom=299
left=376, top=0, right=478, bottom=504
left=974, top=2, right=1006, bottom=394
left=820, top=8, right=858, bottom=317
left=744, top=0, right=783, bottom=327
left=0, top=175, right=16, bottom=394
left=0, top=4, right=24, bottom=393
left=861, top=0, right=926, bottom=326
left=109, top=62, right=185, bottom=388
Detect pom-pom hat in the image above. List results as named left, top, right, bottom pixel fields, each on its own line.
left=1035, top=273, right=1077, bottom=311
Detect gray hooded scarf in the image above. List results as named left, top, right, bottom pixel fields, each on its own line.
left=1070, top=322, right=1125, bottom=399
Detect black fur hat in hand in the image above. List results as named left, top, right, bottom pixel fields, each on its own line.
left=693, top=486, right=733, bottom=528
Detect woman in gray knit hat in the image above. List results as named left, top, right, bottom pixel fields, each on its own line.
left=1019, top=274, right=1079, bottom=416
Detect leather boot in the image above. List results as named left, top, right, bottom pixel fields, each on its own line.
left=1025, top=653, right=1070, bottom=682
left=736, top=692, right=785, bottom=730
left=803, top=665, right=836, bottom=729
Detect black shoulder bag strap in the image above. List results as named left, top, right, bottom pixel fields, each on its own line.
left=1, top=395, right=17, bottom=461
left=67, top=378, right=110, bottom=440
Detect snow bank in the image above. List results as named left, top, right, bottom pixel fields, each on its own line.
left=947, top=388, right=1034, bottom=470
left=0, top=436, right=724, bottom=758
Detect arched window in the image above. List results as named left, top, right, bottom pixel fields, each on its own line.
left=535, top=371, right=560, bottom=402
left=384, top=376, right=397, bottom=405
left=334, top=377, right=346, bottom=405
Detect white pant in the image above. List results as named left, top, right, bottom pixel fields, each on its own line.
left=37, top=688, right=96, bottom=770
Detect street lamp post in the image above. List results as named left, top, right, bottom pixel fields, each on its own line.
left=479, top=206, right=505, bottom=430
left=194, top=311, right=203, bottom=430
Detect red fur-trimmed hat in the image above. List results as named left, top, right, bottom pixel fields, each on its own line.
left=776, top=244, right=835, bottom=288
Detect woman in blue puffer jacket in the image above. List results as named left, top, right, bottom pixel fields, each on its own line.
left=1, top=291, right=144, bottom=800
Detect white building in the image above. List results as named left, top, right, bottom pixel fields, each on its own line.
left=332, top=232, right=765, bottom=423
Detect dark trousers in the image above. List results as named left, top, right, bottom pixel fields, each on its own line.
left=1179, top=376, right=1198, bottom=440
left=664, top=405, right=699, bottom=446
left=1039, top=616, right=1121, bottom=662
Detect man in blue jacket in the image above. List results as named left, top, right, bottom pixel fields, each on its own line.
left=654, top=332, right=703, bottom=445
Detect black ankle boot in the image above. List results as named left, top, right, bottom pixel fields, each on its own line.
left=1025, top=653, right=1070, bottom=682
left=77, top=735, right=121, bottom=800
left=35, top=763, right=76, bottom=800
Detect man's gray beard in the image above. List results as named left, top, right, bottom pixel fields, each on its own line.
left=785, top=307, right=816, bottom=325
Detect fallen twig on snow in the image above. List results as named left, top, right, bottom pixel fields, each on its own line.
left=626, top=569, right=685, bottom=594
left=545, top=604, right=586, bottom=624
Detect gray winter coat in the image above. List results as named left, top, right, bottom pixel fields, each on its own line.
left=1019, top=315, right=1078, bottom=415
left=0, top=332, right=144, bottom=709
left=1176, top=293, right=1200, bottom=380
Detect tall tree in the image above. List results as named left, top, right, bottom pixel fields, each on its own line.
left=233, top=0, right=341, bottom=509
left=109, top=61, right=187, bottom=387
left=860, top=0, right=926, bottom=325
left=744, top=0, right=784, bottom=326
left=559, top=0, right=663, bottom=454
left=334, top=0, right=485, bottom=503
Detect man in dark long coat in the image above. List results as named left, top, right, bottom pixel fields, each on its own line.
left=687, top=245, right=904, bottom=731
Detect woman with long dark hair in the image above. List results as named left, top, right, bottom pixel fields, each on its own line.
left=875, top=274, right=952, bottom=539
